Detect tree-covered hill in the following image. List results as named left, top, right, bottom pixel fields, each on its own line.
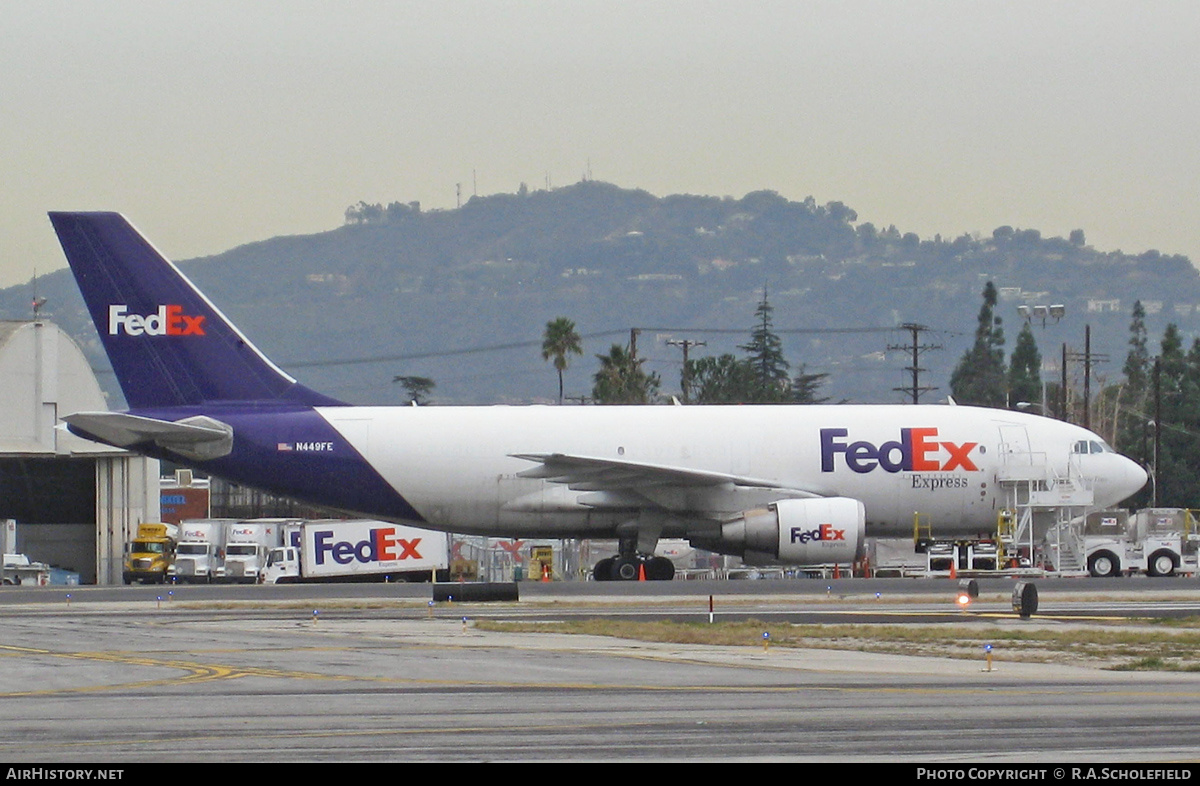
left=4, top=180, right=1198, bottom=410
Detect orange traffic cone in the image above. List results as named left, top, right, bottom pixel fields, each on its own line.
left=949, top=557, right=957, bottom=580
left=541, top=563, right=551, bottom=582
left=638, top=562, right=646, bottom=581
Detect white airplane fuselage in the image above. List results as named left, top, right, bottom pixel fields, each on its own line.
left=312, top=402, right=1145, bottom=539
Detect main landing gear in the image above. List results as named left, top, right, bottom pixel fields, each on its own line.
left=591, top=554, right=676, bottom=581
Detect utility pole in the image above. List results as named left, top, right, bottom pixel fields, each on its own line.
left=629, top=328, right=641, bottom=360
left=887, top=323, right=941, bottom=404
left=1152, top=357, right=1160, bottom=507
left=1061, top=343, right=1068, bottom=421
left=666, top=338, right=707, bottom=403
left=1065, top=324, right=1108, bottom=430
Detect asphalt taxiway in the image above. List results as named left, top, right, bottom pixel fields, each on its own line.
left=2, top=579, right=1199, bottom=762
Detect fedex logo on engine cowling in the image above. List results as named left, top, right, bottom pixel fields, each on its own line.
left=109, top=305, right=206, bottom=336
left=314, top=527, right=422, bottom=565
left=791, top=523, right=846, bottom=543
left=820, top=427, right=979, bottom=474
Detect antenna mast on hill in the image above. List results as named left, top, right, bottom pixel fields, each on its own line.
left=888, top=323, right=942, bottom=404
left=31, top=270, right=47, bottom=319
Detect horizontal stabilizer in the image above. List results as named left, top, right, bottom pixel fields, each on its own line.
left=64, top=412, right=234, bottom=461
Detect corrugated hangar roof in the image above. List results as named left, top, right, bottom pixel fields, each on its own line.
left=0, top=320, right=125, bottom=456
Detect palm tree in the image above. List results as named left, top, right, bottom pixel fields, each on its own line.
left=541, top=317, right=582, bottom=404
left=592, top=343, right=660, bottom=404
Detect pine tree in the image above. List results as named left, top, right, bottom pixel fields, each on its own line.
left=739, top=288, right=791, bottom=403
left=1123, top=301, right=1150, bottom=393
left=1149, top=324, right=1200, bottom=507
left=1007, top=322, right=1042, bottom=409
left=791, top=364, right=830, bottom=404
left=949, top=282, right=1007, bottom=407
left=1115, top=301, right=1151, bottom=462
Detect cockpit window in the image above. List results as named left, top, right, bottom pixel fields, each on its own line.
left=1073, top=440, right=1114, bottom=455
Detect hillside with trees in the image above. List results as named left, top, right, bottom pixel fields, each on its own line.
left=6, top=180, right=1200, bottom=505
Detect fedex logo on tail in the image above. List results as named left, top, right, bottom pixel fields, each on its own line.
left=109, top=305, right=206, bottom=336
left=314, top=527, right=423, bottom=566
left=820, top=427, right=980, bottom=474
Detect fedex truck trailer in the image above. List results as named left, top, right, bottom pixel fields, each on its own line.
left=262, top=520, right=449, bottom=584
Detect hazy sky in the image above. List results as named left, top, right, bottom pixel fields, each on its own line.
left=3, top=1, right=1197, bottom=291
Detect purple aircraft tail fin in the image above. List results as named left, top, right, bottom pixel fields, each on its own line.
left=49, top=212, right=343, bottom=409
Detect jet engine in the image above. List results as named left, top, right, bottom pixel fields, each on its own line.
left=716, top=497, right=865, bottom=565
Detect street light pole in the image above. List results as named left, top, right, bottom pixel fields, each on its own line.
left=1017, top=303, right=1066, bottom=419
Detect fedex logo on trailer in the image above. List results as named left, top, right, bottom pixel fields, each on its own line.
left=314, top=527, right=423, bottom=566
left=109, top=305, right=206, bottom=336
left=820, top=427, right=980, bottom=474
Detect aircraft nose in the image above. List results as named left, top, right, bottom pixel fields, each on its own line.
left=1118, top=456, right=1149, bottom=501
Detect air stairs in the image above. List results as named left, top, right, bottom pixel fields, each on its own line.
left=994, top=425, right=1094, bottom=576
left=913, top=424, right=1095, bottom=577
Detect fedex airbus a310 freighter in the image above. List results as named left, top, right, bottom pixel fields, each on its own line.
left=49, top=212, right=1148, bottom=580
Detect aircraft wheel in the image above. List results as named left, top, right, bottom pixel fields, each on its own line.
left=592, top=557, right=615, bottom=581
left=645, top=556, right=676, bottom=581
left=1147, top=550, right=1177, bottom=578
left=612, top=556, right=641, bottom=581
left=1088, top=550, right=1121, bottom=578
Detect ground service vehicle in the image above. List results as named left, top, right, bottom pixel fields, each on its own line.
left=124, top=523, right=178, bottom=584
left=168, top=519, right=230, bottom=583
left=2, top=553, right=51, bottom=586
left=1081, top=508, right=1191, bottom=578
left=51, top=213, right=1149, bottom=581
left=262, top=520, right=448, bottom=583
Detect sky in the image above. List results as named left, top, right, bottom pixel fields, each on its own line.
left=2, top=1, right=1198, bottom=291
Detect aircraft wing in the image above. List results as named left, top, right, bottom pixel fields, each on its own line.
left=511, top=452, right=827, bottom=515
left=63, top=412, right=234, bottom=461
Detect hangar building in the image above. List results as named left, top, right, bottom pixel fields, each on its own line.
left=0, top=319, right=159, bottom=584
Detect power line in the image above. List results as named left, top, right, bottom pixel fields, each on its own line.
left=274, top=325, right=909, bottom=370
left=89, top=323, right=943, bottom=376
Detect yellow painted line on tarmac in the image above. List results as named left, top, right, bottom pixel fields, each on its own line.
left=0, top=644, right=53, bottom=655
left=0, top=644, right=364, bottom=696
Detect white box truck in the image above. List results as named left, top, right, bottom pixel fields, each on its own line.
left=262, top=520, right=448, bottom=584
left=169, top=519, right=232, bottom=583
left=218, top=519, right=293, bottom=584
